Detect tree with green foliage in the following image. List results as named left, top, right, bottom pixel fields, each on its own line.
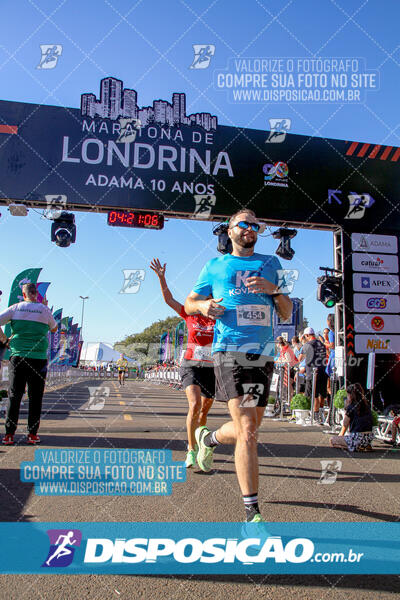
left=114, top=316, right=187, bottom=365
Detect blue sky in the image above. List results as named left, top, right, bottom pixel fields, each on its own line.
left=0, top=0, right=398, bottom=345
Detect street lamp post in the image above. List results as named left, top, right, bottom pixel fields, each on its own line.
left=80, top=296, right=89, bottom=340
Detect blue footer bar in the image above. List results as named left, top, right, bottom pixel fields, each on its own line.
left=1, top=522, right=399, bottom=574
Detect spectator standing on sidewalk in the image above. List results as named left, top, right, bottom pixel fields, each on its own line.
left=298, top=327, right=328, bottom=424
left=0, top=283, right=57, bottom=445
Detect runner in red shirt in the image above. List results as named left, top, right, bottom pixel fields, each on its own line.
left=150, top=258, right=215, bottom=468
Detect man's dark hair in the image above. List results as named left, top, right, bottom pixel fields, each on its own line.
left=22, top=283, right=37, bottom=295
left=327, top=313, right=335, bottom=330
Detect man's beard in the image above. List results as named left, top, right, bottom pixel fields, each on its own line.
left=236, top=234, right=256, bottom=249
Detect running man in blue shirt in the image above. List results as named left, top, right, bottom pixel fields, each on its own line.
left=184, top=209, right=292, bottom=523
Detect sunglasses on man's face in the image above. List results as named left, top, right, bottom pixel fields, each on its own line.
left=234, top=220, right=260, bottom=232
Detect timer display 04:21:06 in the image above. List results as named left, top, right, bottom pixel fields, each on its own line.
left=107, top=211, right=164, bottom=230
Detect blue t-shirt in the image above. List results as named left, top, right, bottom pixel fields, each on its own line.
left=192, top=253, right=283, bottom=357
left=326, top=329, right=335, bottom=375
left=298, top=345, right=306, bottom=368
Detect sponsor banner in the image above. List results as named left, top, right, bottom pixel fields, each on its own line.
left=351, top=233, right=398, bottom=254
left=174, top=320, right=186, bottom=363
left=355, top=334, right=400, bottom=354
left=0, top=522, right=399, bottom=574
left=354, top=313, right=400, bottom=334
left=352, top=252, right=399, bottom=274
left=352, top=293, right=400, bottom=313
left=352, top=273, right=399, bottom=294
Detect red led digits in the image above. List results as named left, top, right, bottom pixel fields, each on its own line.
left=107, top=210, right=164, bottom=230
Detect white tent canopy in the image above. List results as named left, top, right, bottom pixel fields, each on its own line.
left=80, top=342, right=136, bottom=365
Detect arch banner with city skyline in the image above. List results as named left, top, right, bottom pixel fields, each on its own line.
left=0, top=76, right=399, bottom=233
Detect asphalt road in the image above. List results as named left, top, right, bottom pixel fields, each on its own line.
left=0, top=377, right=399, bottom=599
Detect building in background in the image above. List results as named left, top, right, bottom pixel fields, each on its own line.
left=273, top=298, right=304, bottom=342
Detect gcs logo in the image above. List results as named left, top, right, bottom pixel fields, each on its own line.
left=366, top=298, right=387, bottom=310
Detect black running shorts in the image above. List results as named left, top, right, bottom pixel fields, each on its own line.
left=180, top=360, right=215, bottom=398
left=305, top=371, right=328, bottom=399
left=213, top=351, right=274, bottom=407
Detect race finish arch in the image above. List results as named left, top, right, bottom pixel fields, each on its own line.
left=0, top=76, right=399, bottom=401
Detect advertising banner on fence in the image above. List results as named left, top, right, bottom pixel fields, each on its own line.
left=50, top=309, right=63, bottom=364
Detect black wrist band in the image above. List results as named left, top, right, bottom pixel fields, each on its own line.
left=270, top=292, right=283, bottom=297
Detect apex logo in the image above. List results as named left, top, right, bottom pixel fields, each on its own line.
left=42, top=529, right=82, bottom=568
left=361, top=277, right=370, bottom=288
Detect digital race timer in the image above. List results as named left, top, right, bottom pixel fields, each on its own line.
left=107, top=210, right=164, bottom=230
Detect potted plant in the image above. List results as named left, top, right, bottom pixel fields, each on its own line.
left=333, top=388, right=347, bottom=425
left=264, top=396, right=276, bottom=417
left=334, top=388, right=347, bottom=410
left=290, top=393, right=311, bottom=425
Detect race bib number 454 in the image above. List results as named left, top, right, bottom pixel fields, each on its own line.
left=236, top=305, right=271, bottom=327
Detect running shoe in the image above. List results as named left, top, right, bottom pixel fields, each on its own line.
left=249, top=513, right=264, bottom=523
left=195, top=426, right=214, bottom=472
left=2, top=434, right=14, bottom=445
left=241, top=513, right=271, bottom=539
left=27, top=434, right=41, bottom=445
left=185, top=447, right=198, bottom=468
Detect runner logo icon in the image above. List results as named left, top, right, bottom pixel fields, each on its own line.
left=190, top=45, right=215, bottom=69
left=266, top=118, right=291, bottom=143
left=318, top=460, right=342, bottom=484
left=193, top=194, right=216, bottom=218
left=276, top=269, right=299, bottom=294
left=42, top=529, right=82, bottom=568
left=345, top=193, right=375, bottom=219
left=37, top=45, right=63, bottom=69
left=240, top=383, right=264, bottom=407
left=120, top=269, right=145, bottom=294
